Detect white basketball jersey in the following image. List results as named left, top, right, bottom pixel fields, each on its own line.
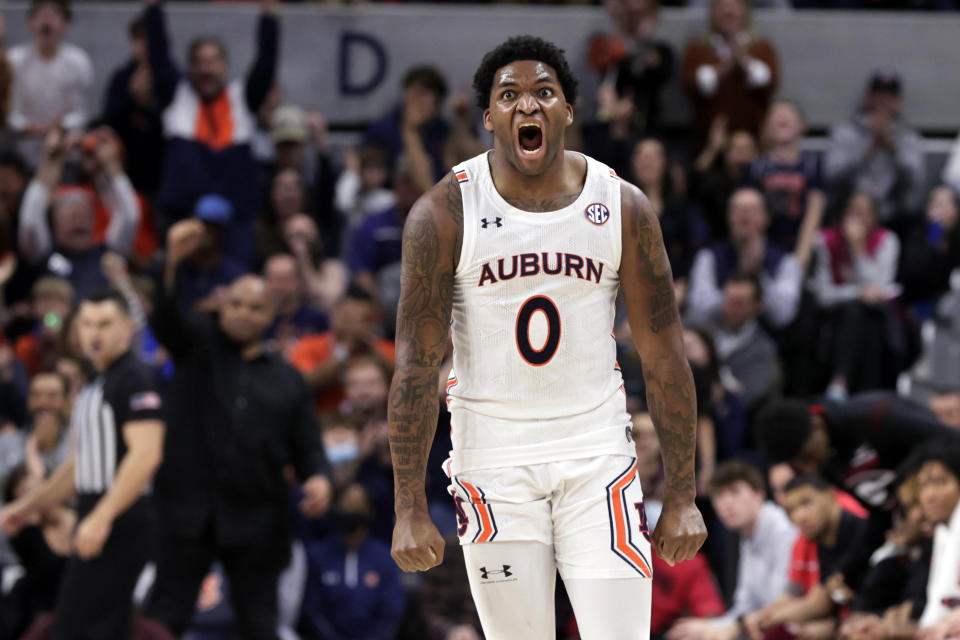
left=445, top=151, right=635, bottom=474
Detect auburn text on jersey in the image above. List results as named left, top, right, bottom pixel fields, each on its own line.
left=478, top=252, right=604, bottom=287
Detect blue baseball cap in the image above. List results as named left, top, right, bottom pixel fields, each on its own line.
left=194, top=194, right=233, bottom=226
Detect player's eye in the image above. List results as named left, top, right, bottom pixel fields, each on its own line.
left=502, top=90, right=516, bottom=101
left=538, top=87, right=554, bottom=99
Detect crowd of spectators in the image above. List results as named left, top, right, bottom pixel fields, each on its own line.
left=0, top=0, right=956, bottom=638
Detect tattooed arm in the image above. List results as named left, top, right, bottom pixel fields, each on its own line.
left=388, top=172, right=462, bottom=573
left=618, top=180, right=707, bottom=565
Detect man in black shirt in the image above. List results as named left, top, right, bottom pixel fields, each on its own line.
left=1, top=289, right=165, bottom=640
left=745, top=474, right=867, bottom=638
left=145, top=218, right=332, bottom=640
left=757, top=392, right=960, bottom=586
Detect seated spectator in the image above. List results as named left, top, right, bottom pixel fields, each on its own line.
left=589, top=0, right=674, bottom=139
left=13, top=277, right=73, bottom=377
left=257, top=167, right=308, bottom=262
left=810, top=192, right=903, bottom=396
left=18, top=129, right=141, bottom=298
left=908, top=441, right=960, bottom=632
left=267, top=106, right=341, bottom=257
left=2, top=372, right=72, bottom=486
left=283, top=213, right=347, bottom=314
left=748, top=100, right=826, bottom=265
left=824, top=71, right=925, bottom=225
left=103, top=15, right=164, bottom=196
left=630, top=138, right=709, bottom=281
left=711, top=273, right=780, bottom=408
left=757, top=393, right=960, bottom=589
left=172, top=194, right=247, bottom=313
left=680, top=0, right=778, bottom=153
left=687, top=187, right=802, bottom=330
left=0, top=464, right=72, bottom=640
left=290, top=285, right=394, bottom=415
left=262, top=253, right=328, bottom=355
left=651, top=552, right=726, bottom=638
left=839, top=471, right=930, bottom=640
left=349, top=157, right=423, bottom=330
left=341, top=356, right=389, bottom=423
left=299, top=484, right=404, bottom=640
left=145, top=0, right=280, bottom=268
left=668, top=460, right=797, bottom=640
left=364, top=65, right=449, bottom=192
left=691, top=126, right=758, bottom=238
left=744, top=474, right=867, bottom=640
left=898, top=186, right=960, bottom=317
left=8, top=0, right=93, bottom=165
left=334, top=146, right=395, bottom=226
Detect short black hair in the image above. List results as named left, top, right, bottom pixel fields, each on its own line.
left=710, top=460, right=766, bottom=495
left=472, top=35, right=579, bottom=109
left=898, top=438, right=960, bottom=486
left=756, top=399, right=814, bottom=464
left=0, top=150, right=29, bottom=177
left=82, top=289, right=131, bottom=316
left=28, top=0, right=71, bottom=22
left=784, top=473, right=832, bottom=494
left=188, top=36, right=228, bottom=64
left=724, top=272, right=764, bottom=302
left=343, top=283, right=374, bottom=305
left=402, top=65, right=448, bottom=102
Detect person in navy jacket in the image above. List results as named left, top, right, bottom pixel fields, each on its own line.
left=300, top=484, right=405, bottom=640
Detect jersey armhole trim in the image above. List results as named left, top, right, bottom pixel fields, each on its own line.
left=452, top=163, right=477, bottom=277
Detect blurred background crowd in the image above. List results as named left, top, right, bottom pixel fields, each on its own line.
left=0, top=0, right=958, bottom=638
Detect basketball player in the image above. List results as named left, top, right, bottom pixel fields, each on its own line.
left=388, top=36, right=707, bottom=639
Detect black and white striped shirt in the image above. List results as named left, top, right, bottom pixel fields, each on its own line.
left=72, top=351, right=163, bottom=495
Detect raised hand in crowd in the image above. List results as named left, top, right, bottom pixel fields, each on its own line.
left=164, top=218, right=205, bottom=284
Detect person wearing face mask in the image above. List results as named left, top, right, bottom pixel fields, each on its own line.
left=300, top=484, right=405, bottom=640
left=145, top=219, right=333, bottom=640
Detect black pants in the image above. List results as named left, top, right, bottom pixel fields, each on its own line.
left=52, top=496, right=153, bottom=640
left=146, top=522, right=286, bottom=640
left=830, top=300, right=898, bottom=392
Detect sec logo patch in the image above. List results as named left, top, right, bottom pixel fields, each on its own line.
left=585, top=202, right=610, bottom=225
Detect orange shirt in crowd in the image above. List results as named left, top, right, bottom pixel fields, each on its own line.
left=290, top=332, right=395, bottom=415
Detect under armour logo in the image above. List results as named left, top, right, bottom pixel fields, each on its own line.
left=480, top=217, right=503, bottom=229
left=479, top=565, right=512, bottom=579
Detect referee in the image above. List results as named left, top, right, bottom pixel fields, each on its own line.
left=1, top=290, right=165, bottom=640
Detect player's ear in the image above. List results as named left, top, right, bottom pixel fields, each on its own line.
left=483, top=109, right=494, bottom=133
left=564, top=102, right=574, bottom=127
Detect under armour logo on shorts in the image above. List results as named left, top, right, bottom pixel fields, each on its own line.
left=480, top=565, right=512, bottom=579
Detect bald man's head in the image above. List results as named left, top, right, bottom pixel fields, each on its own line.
left=219, top=275, right=276, bottom=345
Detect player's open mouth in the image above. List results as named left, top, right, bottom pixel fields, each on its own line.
left=517, top=122, right=544, bottom=157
